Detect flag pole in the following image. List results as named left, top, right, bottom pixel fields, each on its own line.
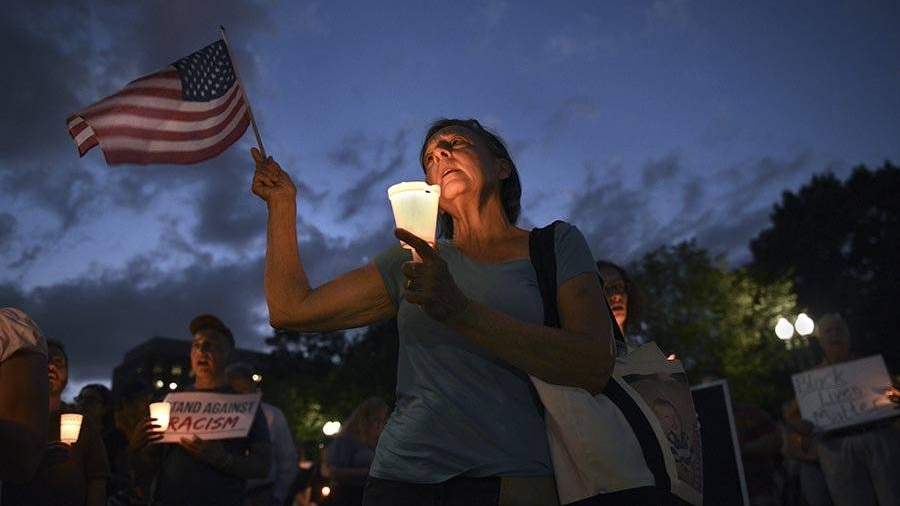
left=218, top=25, right=267, bottom=159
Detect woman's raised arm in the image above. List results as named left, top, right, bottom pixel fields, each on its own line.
left=252, top=149, right=395, bottom=331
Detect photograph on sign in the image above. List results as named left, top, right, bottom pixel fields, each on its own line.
left=617, top=343, right=703, bottom=503
left=791, top=354, right=898, bottom=432
left=153, top=391, right=261, bottom=443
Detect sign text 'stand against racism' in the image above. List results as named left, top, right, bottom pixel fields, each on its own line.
left=155, top=392, right=261, bottom=443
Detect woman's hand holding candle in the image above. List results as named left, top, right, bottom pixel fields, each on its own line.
left=396, top=228, right=470, bottom=323
left=128, top=416, right=164, bottom=452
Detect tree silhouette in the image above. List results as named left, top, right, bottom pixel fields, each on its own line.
left=750, top=162, right=899, bottom=372
left=630, top=241, right=799, bottom=412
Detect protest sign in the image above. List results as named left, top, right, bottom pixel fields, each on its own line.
left=791, top=355, right=898, bottom=432
left=691, top=380, right=749, bottom=506
left=155, top=391, right=261, bottom=443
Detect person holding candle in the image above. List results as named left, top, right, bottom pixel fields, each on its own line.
left=132, top=314, right=272, bottom=506
left=322, top=397, right=389, bottom=506
left=252, top=118, right=617, bottom=505
left=0, top=308, right=49, bottom=491
left=77, top=383, right=129, bottom=499
left=2, top=339, right=110, bottom=506
left=227, top=362, right=298, bottom=506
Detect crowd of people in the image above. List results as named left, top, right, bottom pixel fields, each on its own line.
left=2, top=118, right=899, bottom=505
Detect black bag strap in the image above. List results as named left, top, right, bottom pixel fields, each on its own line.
left=528, top=221, right=628, bottom=344
left=528, top=221, right=671, bottom=494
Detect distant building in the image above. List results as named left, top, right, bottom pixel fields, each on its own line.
left=112, top=336, right=270, bottom=396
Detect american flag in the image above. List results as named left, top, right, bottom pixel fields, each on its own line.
left=67, top=40, right=250, bottom=165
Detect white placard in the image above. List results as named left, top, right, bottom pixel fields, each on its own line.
left=155, top=392, right=261, bottom=443
left=791, top=355, right=898, bottom=432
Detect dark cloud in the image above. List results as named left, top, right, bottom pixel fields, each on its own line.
left=567, top=172, right=655, bottom=261
left=3, top=214, right=396, bottom=381
left=8, top=246, right=43, bottom=271
left=334, top=129, right=409, bottom=220
left=1, top=162, right=97, bottom=231
left=0, top=213, right=16, bottom=251
left=545, top=97, right=601, bottom=131
left=567, top=151, right=814, bottom=265
left=0, top=1, right=93, bottom=161
left=0, top=1, right=275, bottom=271
left=327, top=132, right=369, bottom=170
left=295, top=181, right=329, bottom=207
left=190, top=148, right=267, bottom=249
left=641, top=152, right=680, bottom=187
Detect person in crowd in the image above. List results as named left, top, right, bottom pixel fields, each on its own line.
left=131, top=314, right=272, bottom=506
left=227, top=362, right=298, bottom=506
left=252, top=118, right=616, bottom=505
left=3, top=338, right=110, bottom=506
left=322, top=397, right=388, bottom=506
left=800, top=313, right=900, bottom=506
left=595, top=259, right=641, bottom=353
left=108, top=379, right=155, bottom=506
left=77, top=383, right=129, bottom=498
left=734, top=402, right=784, bottom=506
left=287, top=443, right=319, bottom=506
left=780, top=400, right=832, bottom=506
left=0, top=308, right=48, bottom=489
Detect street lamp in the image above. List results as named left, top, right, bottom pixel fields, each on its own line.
left=775, top=317, right=794, bottom=340
left=322, top=421, right=341, bottom=436
left=794, top=313, right=815, bottom=336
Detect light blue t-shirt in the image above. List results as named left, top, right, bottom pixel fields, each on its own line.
left=371, top=223, right=597, bottom=483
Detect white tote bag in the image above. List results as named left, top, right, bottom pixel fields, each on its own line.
left=532, top=343, right=703, bottom=505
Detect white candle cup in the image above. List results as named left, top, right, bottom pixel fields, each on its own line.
left=149, top=402, right=171, bottom=432
left=387, top=182, right=441, bottom=261
left=59, top=413, right=83, bottom=444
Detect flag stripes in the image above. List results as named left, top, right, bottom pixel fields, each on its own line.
left=67, top=40, right=251, bottom=166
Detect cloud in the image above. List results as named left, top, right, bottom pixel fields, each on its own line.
left=1, top=162, right=98, bottom=231
left=0, top=213, right=16, bottom=251
left=3, top=214, right=396, bottom=381
left=331, top=129, right=409, bottom=220
left=566, top=150, right=815, bottom=265
left=0, top=1, right=94, bottom=162
left=0, top=1, right=278, bottom=282
left=190, top=149, right=268, bottom=249
left=545, top=97, right=601, bottom=132
left=641, top=152, right=680, bottom=186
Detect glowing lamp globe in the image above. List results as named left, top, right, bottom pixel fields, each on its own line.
left=322, top=421, right=341, bottom=436
left=795, top=313, right=815, bottom=336
left=775, top=317, right=794, bottom=340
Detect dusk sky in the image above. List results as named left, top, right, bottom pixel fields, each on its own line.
left=2, top=0, right=898, bottom=395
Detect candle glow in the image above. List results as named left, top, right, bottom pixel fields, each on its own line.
left=59, top=413, right=83, bottom=444
left=149, top=401, right=171, bottom=432
left=387, top=182, right=441, bottom=260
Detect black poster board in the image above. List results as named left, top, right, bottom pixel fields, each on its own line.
left=691, top=380, right=749, bottom=506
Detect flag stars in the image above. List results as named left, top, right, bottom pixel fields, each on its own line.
left=172, top=40, right=236, bottom=101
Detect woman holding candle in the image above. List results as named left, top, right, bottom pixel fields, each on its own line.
left=252, top=118, right=616, bottom=505
left=2, top=339, right=110, bottom=506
